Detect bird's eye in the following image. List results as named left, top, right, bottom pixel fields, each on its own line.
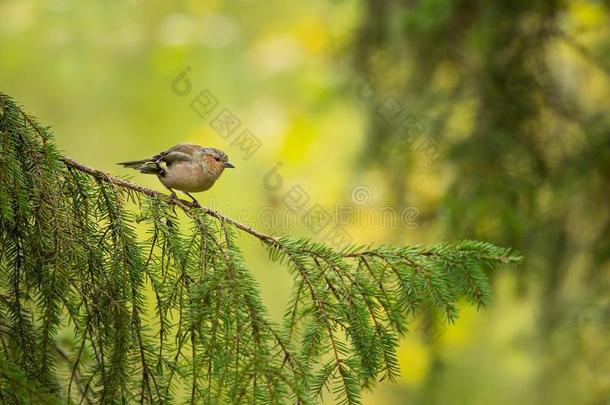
left=214, top=156, right=221, bottom=162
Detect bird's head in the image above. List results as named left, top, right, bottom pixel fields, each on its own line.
left=199, top=147, right=235, bottom=178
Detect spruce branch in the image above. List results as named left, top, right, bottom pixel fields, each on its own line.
left=59, top=156, right=278, bottom=245
left=0, top=92, right=522, bottom=404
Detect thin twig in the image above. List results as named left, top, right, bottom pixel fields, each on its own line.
left=59, top=156, right=278, bottom=244
left=56, top=345, right=93, bottom=405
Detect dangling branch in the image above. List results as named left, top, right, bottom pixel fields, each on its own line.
left=0, top=92, right=522, bottom=405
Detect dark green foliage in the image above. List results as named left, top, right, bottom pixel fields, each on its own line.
left=352, top=2, right=610, bottom=400
left=0, top=92, right=521, bottom=404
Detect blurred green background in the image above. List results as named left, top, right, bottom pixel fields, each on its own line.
left=1, top=0, right=609, bottom=403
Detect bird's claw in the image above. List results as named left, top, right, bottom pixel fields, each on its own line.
left=184, top=192, right=201, bottom=208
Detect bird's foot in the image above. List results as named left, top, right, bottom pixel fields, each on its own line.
left=185, top=192, right=201, bottom=208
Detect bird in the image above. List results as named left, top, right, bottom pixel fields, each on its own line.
left=118, top=144, right=235, bottom=207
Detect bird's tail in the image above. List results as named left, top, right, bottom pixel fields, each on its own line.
left=118, top=159, right=148, bottom=169
left=117, top=160, right=162, bottom=175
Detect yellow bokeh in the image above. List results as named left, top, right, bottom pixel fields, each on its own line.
left=396, top=336, right=431, bottom=386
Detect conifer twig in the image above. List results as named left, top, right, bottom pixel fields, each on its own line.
left=59, top=156, right=279, bottom=245
left=0, top=92, right=522, bottom=404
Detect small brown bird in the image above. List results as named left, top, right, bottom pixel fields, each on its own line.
left=118, top=144, right=235, bottom=207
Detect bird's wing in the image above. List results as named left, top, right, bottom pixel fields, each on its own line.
left=118, top=144, right=200, bottom=173
left=155, top=144, right=200, bottom=165
left=164, top=144, right=200, bottom=156
left=158, top=151, right=193, bottom=165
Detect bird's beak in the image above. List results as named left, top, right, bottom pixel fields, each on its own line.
left=224, top=161, right=235, bottom=169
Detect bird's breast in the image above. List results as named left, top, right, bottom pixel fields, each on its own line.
left=159, top=162, right=216, bottom=193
